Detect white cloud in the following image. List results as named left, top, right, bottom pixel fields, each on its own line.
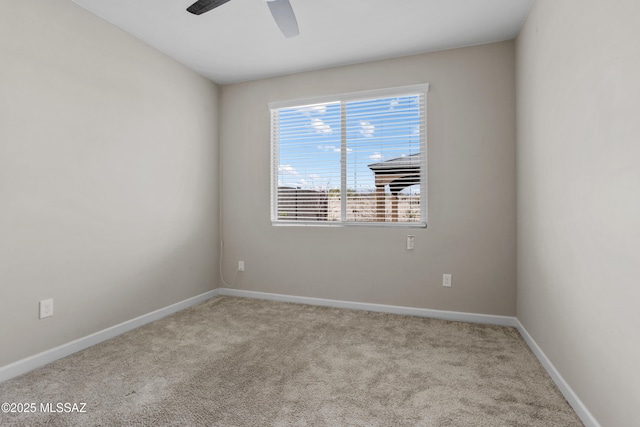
left=310, top=118, right=332, bottom=134
left=309, top=174, right=321, bottom=180
left=369, top=152, right=383, bottom=161
left=278, top=164, right=298, bottom=176
left=359, top=121, right=375, bottom=137
left=318, top=145, right=351, bottom=153
left=389, top=99, right=400, bottom=110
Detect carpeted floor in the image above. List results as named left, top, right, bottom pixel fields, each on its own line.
left=0, top=296, right=582, bottom=426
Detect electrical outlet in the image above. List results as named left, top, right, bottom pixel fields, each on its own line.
left=39, top=299, right=54, bottom=319
left=443, top=274, right=452, bottom=288
left=406, top=235, right=415, bottom=250
left=238, top=261, right=245, bottom=272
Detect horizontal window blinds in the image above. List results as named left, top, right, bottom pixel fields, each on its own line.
left=271, top=84, right=428, bottom=227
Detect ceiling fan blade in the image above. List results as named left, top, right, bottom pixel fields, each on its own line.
left=187, top=0, right=232, bottom=15
left=267, top=0, right=299, bottom=38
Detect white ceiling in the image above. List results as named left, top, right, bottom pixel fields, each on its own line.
left=72, top=0, right=534, bottom=85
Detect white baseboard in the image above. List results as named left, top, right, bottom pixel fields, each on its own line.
left=0, top=289, right=220, bottom=384
left=218, top=288, right=518, bottom=327
left=516, top=320, right=601, bottom=427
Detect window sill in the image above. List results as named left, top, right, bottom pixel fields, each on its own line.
left=271, top=221, right=427, bottom=228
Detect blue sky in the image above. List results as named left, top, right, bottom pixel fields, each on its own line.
left=276, top=95, right=422, bottom=193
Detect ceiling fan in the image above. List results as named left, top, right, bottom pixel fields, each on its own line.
left=186, top=0, right=299, bottom=38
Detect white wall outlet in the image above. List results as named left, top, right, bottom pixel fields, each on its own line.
left=406, top=235, right=415, bottom=250
left=39, top=299, right=54, bottom=319
left=237, top=261, right=245, bottom=272
left=443, top=274, right=452, bottom=288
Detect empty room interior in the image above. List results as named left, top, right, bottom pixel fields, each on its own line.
left=1, top=0, right=638, bottom=426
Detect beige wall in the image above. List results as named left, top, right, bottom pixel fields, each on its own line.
left=220, top=41, right=516, bottom=316
left=0, top=1, right=220, bottom=366
left=516, top=1, right=640, bottom=426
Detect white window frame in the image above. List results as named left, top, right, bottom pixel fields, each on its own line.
left=269, top=84, right=429, bottom=228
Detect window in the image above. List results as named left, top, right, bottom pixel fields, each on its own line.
left=270, top=84, right=428, bottom=227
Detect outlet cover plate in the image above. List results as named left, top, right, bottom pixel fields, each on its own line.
left=39, top=299, right=54, bottom=319
left=443, top=274, right=452, bottom=287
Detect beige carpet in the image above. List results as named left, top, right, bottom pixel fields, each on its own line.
left=0, top=296, right=582, bottom=426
